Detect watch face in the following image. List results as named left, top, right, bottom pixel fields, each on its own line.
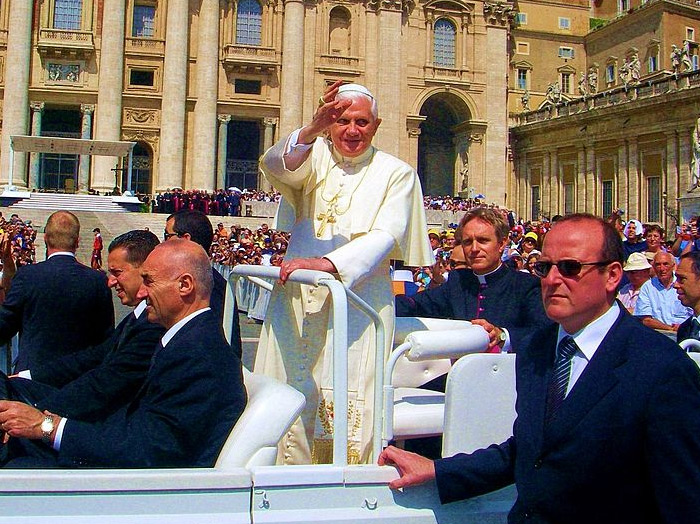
left=41, top=416, right=54, bottom=433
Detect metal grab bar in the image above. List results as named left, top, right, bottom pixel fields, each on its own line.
left=223, top=264, right=385, bottom=466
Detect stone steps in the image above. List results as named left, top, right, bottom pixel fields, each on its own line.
left=7, top=193, right=131, bottom=213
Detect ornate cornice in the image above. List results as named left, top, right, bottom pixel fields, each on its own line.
left=365, top=0, right=414, bottom=15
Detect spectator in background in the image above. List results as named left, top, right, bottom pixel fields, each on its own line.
left=617, top=252, right=652, bottom=313
left=634, top=251, right=692, bottom=331
left=644, top=224, right=665, bottom=259
left=91, top=228, right=103, bottom=270
left=623, top=219, right=647, bottom=258
left=675, top=251, right=700, bottom=348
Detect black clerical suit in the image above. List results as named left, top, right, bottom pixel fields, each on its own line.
left=7, top=305, right=165, bottom=421
left=0, top=254, right=114, bottom=372
left=52, top=309, right=246, bottom=468
left=677, top=315, right=700, bottom=351
left=395, top=265, right=552, bottom=352
left=434, top=306, right=700, bottom=524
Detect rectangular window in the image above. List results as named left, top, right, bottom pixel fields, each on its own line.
left=531, top=186, right=540, bottom=221
left=564, top=183, right=575, bottom=215
left=129, top=69, right=155, bottom=87
left=558, top=47, right=574, bottom=59
left=606, top=63, right=616, bottom=84
left=235, top=79, right=262, bottom=94
left=688, top=27, right=696, bottom=42
left=558, top=17, right=570, bottom=30
left=516, top=42, right=529, bottom=55
left=619, top=0, right=629, bottom=13
left=517, top=68, right=528, bottom=90
left=648, top=53, right=658, bottom=73
left=516, top=13, right=527, bottom=25
left=647, top=177, right=660, bottom=223
left=693, top=54, right=700, bottom=71
left=54, top=0, right=82, bottom=30
left=561, top=73, right=572, bottom=94
left=132, top=4, right=155, bottom=38
left=602, top=180, right=613, bottom=218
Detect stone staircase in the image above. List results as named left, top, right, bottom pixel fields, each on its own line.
left=4, top=193, right=137, bottom=213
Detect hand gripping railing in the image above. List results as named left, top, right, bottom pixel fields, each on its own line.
left=224, top=265, right=385, bottom=466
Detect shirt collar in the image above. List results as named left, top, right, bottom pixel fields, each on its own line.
left=474, top=263, right=504, bottom=285
left=133, top=300, right=147, bottom=319
left=47, top=252, right=75, bottom=260
left=160, top=307, right=210, bottom=347
left=330, top=143, right=375, bottom=167
left=557, top=302, right=620, bottom=362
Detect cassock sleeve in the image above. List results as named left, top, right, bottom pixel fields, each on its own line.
left=324, top=230, right=395, bottom=289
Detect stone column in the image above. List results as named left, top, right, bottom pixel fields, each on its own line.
left=191, top=0, right=220, bottom=191
left=628, top=139, right=639, bottom=219
left=680, top=127, right=693, bottom=193
left=29, top=102, right=44, bottom=190
left=576, top=147, right=586, bottom=213
left=542, top=151, right=551, bottom=218
left=364, top=5, right=379, bottom=96
left=617, top=140, right=629, bottom=217
left=93, top=0, right=127, bottom=193
left=0, top=1, right=34, bottom=188
left=585, top=143, right=595, bottom=213
left=665, top=131, right=679, bottom=227
left=259, top=118, right=276, bottom=192
left=279, top=0, right=305, bottom=137
left=550, top=150, right=559, bottom=215
left=375, top=5, right=403, bottom=157
left=461, top=20, right=468, bottom=70
left=483, top=18, right=509, bottom=206
left=78, top=104, right=95, bottom=193
left=158, top=0, right=190, bottom=190
left=216, top=114, right=231, bottom=192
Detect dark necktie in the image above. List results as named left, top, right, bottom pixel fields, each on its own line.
left=150, top=341, right=165, bottom=370
left=545, top=336, right=579, bottom=423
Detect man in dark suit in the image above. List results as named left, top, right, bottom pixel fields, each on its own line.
left=3, top=230, right=165, bottom=422
left=0, top=239, right=246, bottom=468
left=397, top=208, right=552, bottom=353
left=675, top=251, right=700, bottom=349
left=165, top=209, right=242, bottom=358
left=0, top=211, right=114, bottom=372
left=380, top=214, right=700, bottom=523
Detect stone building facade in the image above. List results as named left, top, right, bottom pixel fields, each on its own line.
left=0, top=0, right=515, bottom=204
left=510, top=0, right=700, bottom=229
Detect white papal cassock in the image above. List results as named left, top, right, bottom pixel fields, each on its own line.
left=254, top=133, right=433, bottom=464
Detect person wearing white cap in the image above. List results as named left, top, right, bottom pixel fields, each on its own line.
left=616, top=252, right=651, bottom=313
left=255, top=80, right=432, bottom=465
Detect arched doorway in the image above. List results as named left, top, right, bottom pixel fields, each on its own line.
left=417, top=93, right=473, bottom=196
left=123, top=141, right=152, bottom=195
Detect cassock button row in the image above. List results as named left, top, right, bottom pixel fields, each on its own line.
left=299, top=364, right=306, bottom=371
left=534, top=459, right=542, bottom=469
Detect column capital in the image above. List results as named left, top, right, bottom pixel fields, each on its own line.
left=263, top=117, right=278, bottom=128
left=483, top=1, right=516, bottom=27
left=80, top=104, right=95, bottom=115
left=217, top=114, right=232, bottom=124
left=29, top=101, right=45, bottom=113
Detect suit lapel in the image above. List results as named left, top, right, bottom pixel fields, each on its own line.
left=543, top=310, right=627, bottom=450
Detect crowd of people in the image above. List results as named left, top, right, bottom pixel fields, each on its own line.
left=149, top=188, right=282, bottom=216
left=209, top=222, right=288, bottom=268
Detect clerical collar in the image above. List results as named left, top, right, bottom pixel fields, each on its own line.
left=474, top=263, right=503, bottom=284
left=330, top=144, right=375, bottom=168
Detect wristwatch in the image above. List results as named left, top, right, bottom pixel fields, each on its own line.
left=498, top=330, right=507, bottom=347
left=40, top=415, right=55, bottom=444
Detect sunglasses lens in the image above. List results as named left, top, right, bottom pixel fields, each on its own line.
left=533, top=261, right=551, bottom=278
left=559, top=260, right=583, bottom=277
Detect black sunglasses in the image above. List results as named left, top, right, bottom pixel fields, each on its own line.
left=532, top=259, right=614, bottom=278
left=163, top=231, right=185, bottom=240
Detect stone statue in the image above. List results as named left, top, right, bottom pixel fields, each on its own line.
left=521, top=90, right=531, bottom=111
left=671, top=44, right=682, bottom=74
left=682, top=40, right=693, bottom=72
left=620, top=53, right=641, bottom=87
left=459, top=151, right=469, bottom=191
left=545, top=82, right=562, bottom=105
left=578, top=72, right=588, bottom=97
left=588, top=66, right=598, bottom=93
left=691, top=117, right=700, bottom=192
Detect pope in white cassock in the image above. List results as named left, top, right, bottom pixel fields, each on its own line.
left=254, top=81, right=433, bottom=464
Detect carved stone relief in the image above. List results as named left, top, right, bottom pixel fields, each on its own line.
left=124, top=108, right=159, bottom=127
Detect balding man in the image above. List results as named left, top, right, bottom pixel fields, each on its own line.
left=380, top=214, right=700, bottom=523
left=634, top=251, right=692, bottom=331
left=0, top=239, right=246, bottom=468
left=255, top=80, right=432, bottom=464
left=0, top=211, right=114, bottom=372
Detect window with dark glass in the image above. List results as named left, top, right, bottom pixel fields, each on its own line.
left=130, top=69, right=154, bottom=87
left=236, top=0, right=262, bottom=46
left=234, top=79, right=262, bottom=94
left=434, top=18, right=456, bottom=68
left=54, top=0, right=82, bottom=30
left=133, top=4, right=155, bottom=38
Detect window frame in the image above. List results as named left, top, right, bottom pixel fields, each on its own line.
left=433, top=17, right=457, bottom=68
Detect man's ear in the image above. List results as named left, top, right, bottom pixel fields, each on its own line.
left=178, top=273, right=195, bottom=297
left=606, top=261, right=624, bottom=293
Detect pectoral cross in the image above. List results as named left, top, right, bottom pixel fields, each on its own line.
left=316, top=196, right=338, bottom=237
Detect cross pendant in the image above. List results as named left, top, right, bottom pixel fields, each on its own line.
left=316, top=202, right=337, bottom=238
